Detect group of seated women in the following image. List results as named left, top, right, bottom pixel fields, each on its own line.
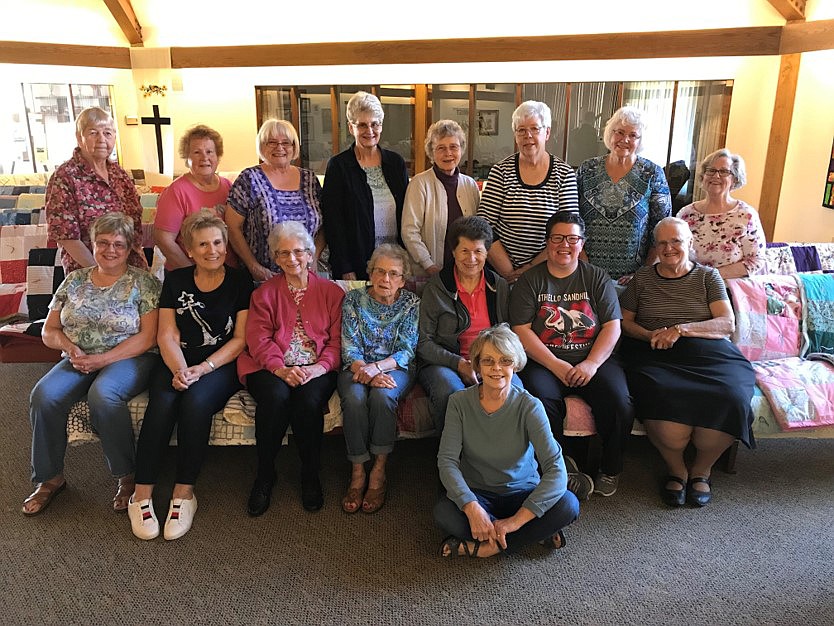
left=20, top=97, right=762, bottom=558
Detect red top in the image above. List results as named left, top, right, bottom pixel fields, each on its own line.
left=454, top=269, right=489, bottom=359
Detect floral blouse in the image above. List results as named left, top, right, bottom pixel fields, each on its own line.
left=341, top=287, right=420, bottom=370
left=45, top=147, right=147, bottom=274
left=227, top=166, right=322, bottom=273
left=283, top=284, right=318, bottom=366
left=50, top=266, right=161, bottom=354
left=677, top=200, right=766, bottom=275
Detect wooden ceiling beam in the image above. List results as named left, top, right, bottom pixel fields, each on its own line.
left=0, top=40, right=131, bottom=68
left=170, top=27, right=783, bottom=68
left=102, top=0, right=143, bottom=46
left=767, top=0, right=806, bottom=21
left=780, top=18, right=834, bottom=54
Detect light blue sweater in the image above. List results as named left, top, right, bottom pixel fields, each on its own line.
left=438, top=384, right=568, bottom=517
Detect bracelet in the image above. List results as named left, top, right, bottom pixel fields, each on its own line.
left=205, top=359, right=216, bottom=371
left=674, top=324, right=683, bottom=336
left=375, top=363, right=385, bottom=375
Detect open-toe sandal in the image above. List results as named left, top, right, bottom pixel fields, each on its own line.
left=362, top=482, right=387, bottom=514
left=661, top=475, right=687, bottom=507
left=439, top=535, right=482, bottom=558
left=548, top=530, right=567, bottom=550
left=113, top=476, right=135, bottom=512
left=341, top=487, right=364, bottom=514
left=22, top=480, right=67, bottom=516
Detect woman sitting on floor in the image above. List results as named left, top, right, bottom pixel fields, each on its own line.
left=129, top=210, right=251, bottom=540
left=435, top=324, right=579, bottom=558
left=619, top=216, right=756, bottom=507
left=23, top=212, right=161, bottom=516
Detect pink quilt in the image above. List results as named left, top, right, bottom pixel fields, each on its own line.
left=727, top=274, right=802, bottom=361
left=752, top=357, right=834, bottom=430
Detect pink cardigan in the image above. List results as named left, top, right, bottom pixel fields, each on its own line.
left=237, top=272, right=345, bottom=384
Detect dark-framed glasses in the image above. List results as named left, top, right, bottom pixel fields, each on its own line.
left=266, top=140, right=294, bottom=149
left=703, top=167, right=733, bottom=178
left=547, top=234, right=584, bottom=245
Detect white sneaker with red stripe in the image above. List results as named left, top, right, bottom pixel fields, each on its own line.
left=128, top=496, right=159, bottom=540
left=163, top=496, right=197, bottom=541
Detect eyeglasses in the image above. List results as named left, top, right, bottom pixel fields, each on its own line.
left=352, top=121, right=382, bottom=131
left=266, top=140, right=294, bottom=149
left=480, top=356, right=514, bottom=368
left=434, top=144, right=461, bottom=153
left=94, top=239, right=128, bottom=251
left=276, top=248, right=310, bottom=259
left=547, top=234, right=584, bottom=245
left=371, top=267, right=403, bottom=279
left=703, top=167, right=733, bottom=178
left=656, top=238, right=688, bottom=248
left=612, top=129, right=641, bottom=142
left=514, top=126, right=544, bottom=137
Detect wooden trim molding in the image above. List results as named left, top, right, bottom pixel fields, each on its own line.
left=169, top=27, right=783, bottom=68
left=758, top=53, right=801, bottom=241
left=767, top=0, right=806, bottom=21
left=102, top=0, right=143, bottom=46
left=0, top=41, right=131, bottom=68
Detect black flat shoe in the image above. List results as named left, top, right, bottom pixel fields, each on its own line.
left=661, top=475, right=686, bottom=507
left=301, top=474, right=323, bottom=512
left=247, top=478, right=274, bottom=517
left=687, top=476, right=712, bottom=507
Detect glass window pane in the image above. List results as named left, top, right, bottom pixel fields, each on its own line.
left=297, top=86, right=333, bottom=176
left=378, top=85, right=415, bottom=176
left=23, top=83, right=76, bottom=173
left=431, top=84, right=472, bottom=175
left=0, top=88, right=34, bottom=174
left=522, top=83, right=567, bottom=164
left=471, top=83, right=516, bottom=180
left=565, top=82, right=618, bottom=168
left=622, top=80, right=674, bottom=167
left=70, top=84, right=113, bottom=118
left=336, top=85, right=373, bottom=153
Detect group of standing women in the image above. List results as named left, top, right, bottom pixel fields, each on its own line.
left=22, top=94, right=765, bottom=557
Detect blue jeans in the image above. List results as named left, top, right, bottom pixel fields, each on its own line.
left=419, top=364, right=523, bottom=433
left=433, top=488, right=580, bottom=553
left=135, top=360, right=242, bottom=486
left=29, top=353, right=159, bottom=482
left=337, top=368, right=413, bottom=464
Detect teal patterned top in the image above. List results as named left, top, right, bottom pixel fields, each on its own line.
left=50, top=266, right=161, bottom=354
left=341, top=286, right=419, bottom=370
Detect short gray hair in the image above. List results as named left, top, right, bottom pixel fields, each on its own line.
left=603, top=107, right=646, bottom=153
left=653, top=216, right=692, bottom=243
left=257, top=119, right=300, bottom=162
left=367, top=243, right=411, bottom=280
left=424, top=120, right=466, bottom=161
left=512, top=101, right=552, bottom=131
left=469, top=324, right=527, bottom=372
left=346, top=91, right=384, bottom=125
left=698, top=148, right=747, bottom=190
left=267, top=220, right=316, bottom=259
left=75, top=107, right=114, bottom=136
left=90, top=212, right=135, bottom=248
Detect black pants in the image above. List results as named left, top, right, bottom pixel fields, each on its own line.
left=246, top=369, right=337, bottom=481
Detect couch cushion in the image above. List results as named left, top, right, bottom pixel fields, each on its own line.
left=727, top=274, right=802, bottom=361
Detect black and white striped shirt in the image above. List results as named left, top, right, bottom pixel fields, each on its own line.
left=478, top=153, right=578, bottom=267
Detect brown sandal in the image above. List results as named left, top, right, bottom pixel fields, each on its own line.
left=342, top=487, right=364, bottom=514
left=362, top=481, right=387, bottom=514
left=22, top=480, right=67, bottom=516
left=113, top=476, right=135, bottom=512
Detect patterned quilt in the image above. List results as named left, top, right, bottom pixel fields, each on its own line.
left=753, top=357, right=834, bottom=430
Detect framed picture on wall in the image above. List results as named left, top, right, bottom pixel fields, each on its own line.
left=478, top=110, right=498, bottom=136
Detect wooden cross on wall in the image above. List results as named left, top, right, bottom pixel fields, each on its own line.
left=140, top=104, right=171, bottom=173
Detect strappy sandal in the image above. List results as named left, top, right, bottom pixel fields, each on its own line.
left=439, top=535, right=482, bottom=558
left=341, top=487, right=364, bottom=514
left=541, top=529, right=567, bottom=550
left=113, top=476, right=135, bottom=512
left=362, top=481, right=387, bottom=514
left=22, top=480, right=67, bottom=516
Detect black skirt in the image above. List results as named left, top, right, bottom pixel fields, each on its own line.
left=620, top=336, right=756, bottom=449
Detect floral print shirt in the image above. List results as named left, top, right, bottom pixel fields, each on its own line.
left=46, top=147, right=147, bottom=274
left=577, top=155, right=671, bottom=279
left=283, top=284, right=318, bottom=366
left=227, top=166, right=322, bottom=273
left=49, top=266, right=161, bottom=354
left=677, top=200, right=767, bottom=275
left=341, top=286, right=419, bottom=370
